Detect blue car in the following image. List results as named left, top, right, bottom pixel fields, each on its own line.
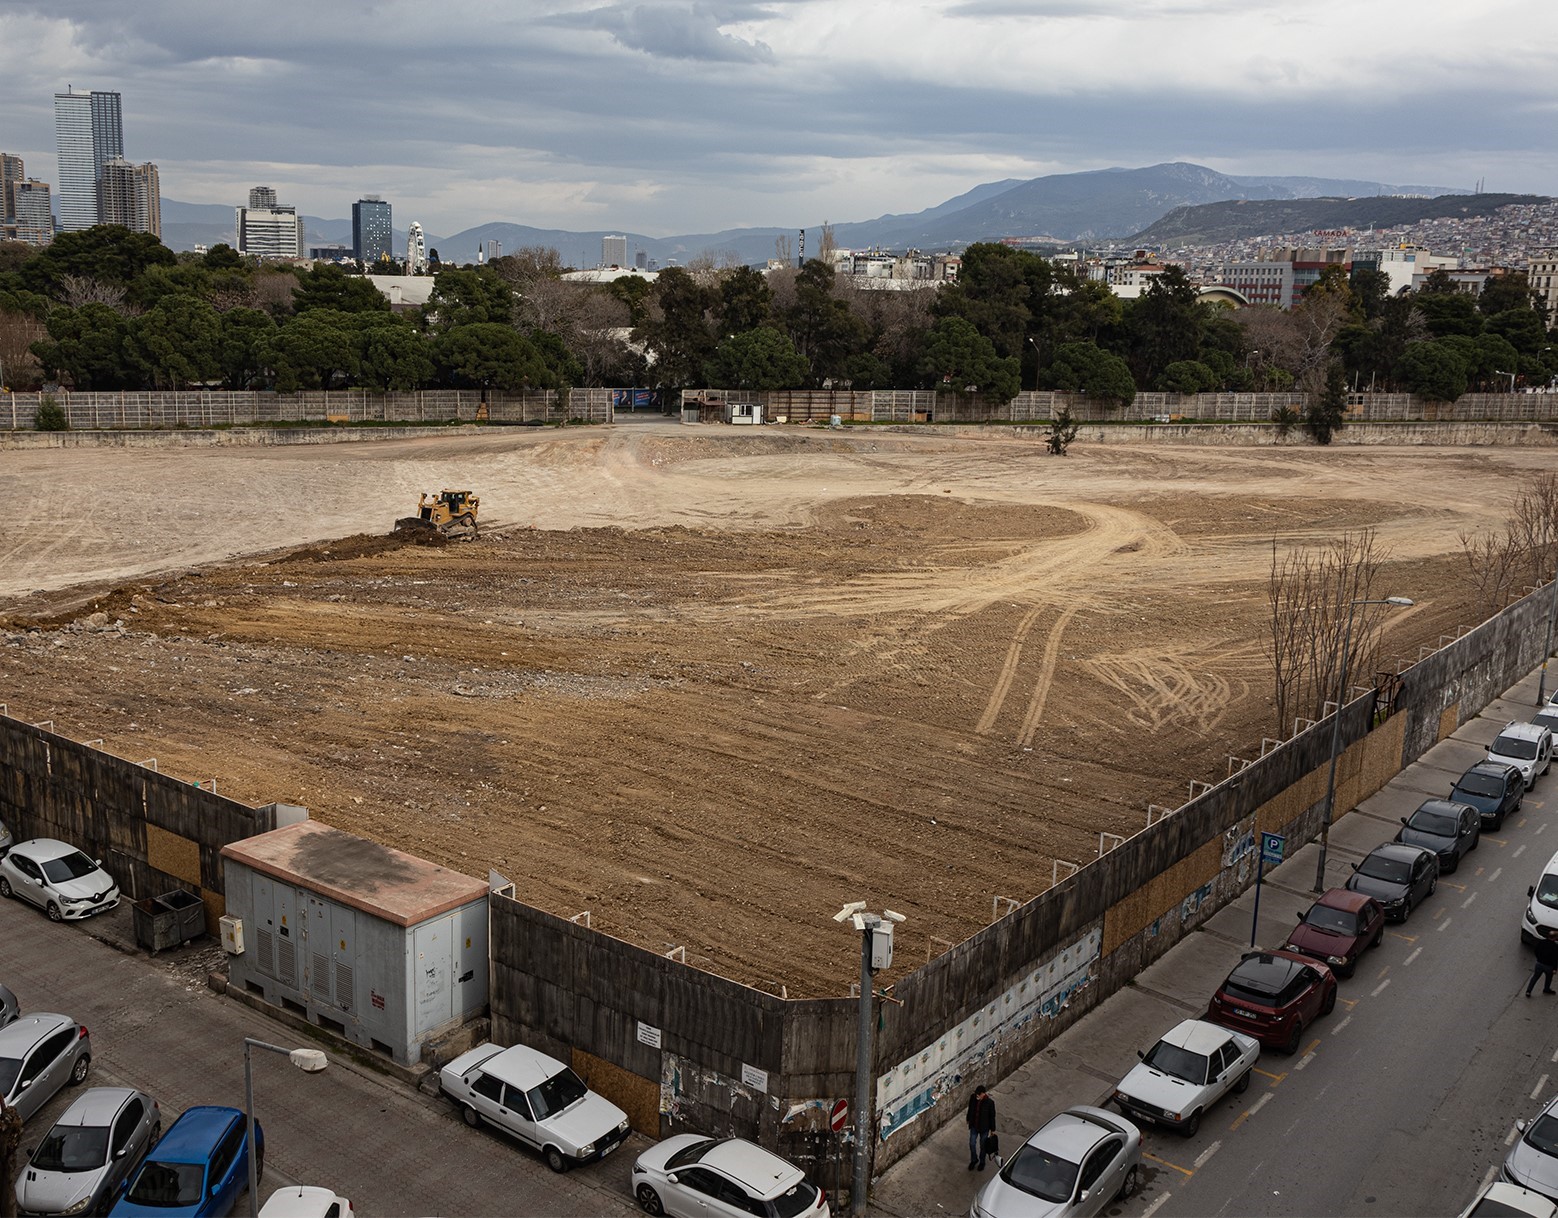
left=110, top=1105, right=263, bottom=1217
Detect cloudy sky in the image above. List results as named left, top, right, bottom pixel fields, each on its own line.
left=1, top=1, right=1554, bottom=240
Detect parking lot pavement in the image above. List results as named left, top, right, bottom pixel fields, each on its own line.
left=0, top=897, right=640, bottom=1217
left=873, top=662, right=1558, bottom=1218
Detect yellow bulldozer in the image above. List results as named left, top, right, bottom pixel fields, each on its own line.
left=394, top=488, right=480, bottom=537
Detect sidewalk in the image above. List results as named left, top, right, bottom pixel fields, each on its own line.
left=870, top=669, right=1551, bottom=1216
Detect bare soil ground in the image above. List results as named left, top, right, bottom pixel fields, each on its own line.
left=1, top=423, right=1551, bottom=996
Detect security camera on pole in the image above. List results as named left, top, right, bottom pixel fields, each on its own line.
left=833, top=901, right=905, bottom=1216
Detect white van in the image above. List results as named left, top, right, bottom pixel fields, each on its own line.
left=1523, top=848, right=1558, bottom=945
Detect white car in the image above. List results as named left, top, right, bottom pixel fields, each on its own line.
left=1112, top=1019, right=1260, bottom=1136
left=970, top=1106, right=1140, bottom=1218
left=1505, top=1091, right=1558, bottom=1202
left=0, top=839, right=120, bottom=921
left=1524, top=849, right=1558, bottom=945
left=439, top=1042, right=630, bottom=1172
left=1488, top=721, right=1554, bottom=791
left=1460, top=1180, right=1558, bottom=1217
left=259, top=1185, right=354, bottom=1217
left=631, top=1134, right=829, bottom=1217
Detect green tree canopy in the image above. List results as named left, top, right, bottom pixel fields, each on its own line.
left=1411, top=289, right=1482, bottom=338
left=31, top=303, right=134, bottom=389
left=128, top=295, right=223, bottom=388
left=435, top=323, right=549, bottom=390
left=1397, top=339, right=1469, bottom=402
left=917, top=315, right=1021, bottom=401
left=217, top=308, right=276, bottom=389
left=716, top=267, right=773, bottom=337
left=1046, top=341, right=1136, bottom=407
left=781, top=260, right=868, bottom=386
left=636, top=267, right=717, bottom=388
left=423, top=267, right=515, bottom=331
left=359, top=318, right=434, bottom=391
left=290, top=264, right=391, bottom=315
left=1156, top=359, right=1219, bottom=394
left=1121, top=267, right=1204, bottom=384
left=19, top=226, right=176, bottom=295
left=705, top=326, right=809, bottom=390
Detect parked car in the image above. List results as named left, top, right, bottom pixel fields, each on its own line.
left=1, top=982, right=18, bottom=1027
left=0, top=817, right=13, bottom=857
left=969, top=1105, right=1140, bottom=1218
left=1452, top=761, right=1525, bottom=831
left=1281, top=888, right=1386, bottom=977
left=258, top=1186, right=354, bottom=1217
left=0, top=1013, right=92, bottom=1122
left=1346, top=842, right=1439, bottom=921
left=1396, top=798, right=1480, bottom=873
left=1488, top=722, right=1554, bottom=791
left=0, top=839, right=120, bottom=922
left=1111, top=1019, right=1259, bottom=1136
left=1206, top=949, right=1336, bottom=1055
left=1504, top=1092, right=1558, bottom=1202
left=439, top=1042, right=630, bottom=1172
left=1534, top=708, right=1558, bottom=741
left=14, top=1087, right=160, bottom=1218
left=1460, top=1180, right=1558, bottom=1217
left=1524, top=849, right=1558, bottom=945
left=109, top=1105, right=262, bottom=1218
left=630, top=1135, right=828, bottom=1218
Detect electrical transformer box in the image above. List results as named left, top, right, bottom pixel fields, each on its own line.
left=221, top=821, right=488, bottom=1066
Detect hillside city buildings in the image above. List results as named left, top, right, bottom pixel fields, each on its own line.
left=235, top=185, right=304, bottom=259
left=47, top=88, right=161, bottom=239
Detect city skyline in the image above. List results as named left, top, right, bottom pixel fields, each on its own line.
left=0, top=2, right=1553, bottom=240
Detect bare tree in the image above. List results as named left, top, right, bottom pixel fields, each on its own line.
left=0, top=309, right=45, bottom=388
left=817, top=221, right=837, bottom=264
left=56, top=275, right=132, bottom=312
left=1510, top=473, right=1558, bottom=589
left=1268, top=530, right=1389, bottom=732
left=774, top=233, right=793, bottom=266
left=1457, top=528, right=1527, bottom=621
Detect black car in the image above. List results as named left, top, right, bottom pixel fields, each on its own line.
left=1451, top=761, right=1524, bottom=830
left=1345, top=842, right=1439, bottom=921
left=1396, top=798, right=1480, bottom=872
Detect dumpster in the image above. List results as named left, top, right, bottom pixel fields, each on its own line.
left=131, top=890, right=206, bottom=953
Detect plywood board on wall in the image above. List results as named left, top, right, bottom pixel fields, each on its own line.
left=1102, top=838, right=1221, bottom=956
left=574, top=1047, right=659, bottom=1135
left=146, top=824, right=201, bottom=887
left=1439, top=703, right=1460, bottom=742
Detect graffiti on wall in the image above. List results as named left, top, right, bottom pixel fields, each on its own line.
left=875, top=928, right=1102, bottom=1142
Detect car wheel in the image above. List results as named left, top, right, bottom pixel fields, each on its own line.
left=46, top=901, right=63, bottom=922
left=1179, top=1108, right=1202, bottom=1138
left=1321, top=986, right=1336, bottom=1016
left=1116, top=1164, right=1140, bottom=1201
left=1429, top=872, right=1438, bottom=895
left=0, top=876, right=11, bottom=899
left=256, top=1141, right=264, bottom=1179
left=70, top=1054, right=90, bottom=1085
left=1234, top=1069, right=1252, bottom=1095
left=151, top=1121, right=161, bottom=1143
left=1282, top=1019, right=1304, bottom=1056
left=637, top=1184, right=666, bottom=1215
left=1371, top=923, right=1384, bottom=948
left=544, top=1145, right=568, bottom=1173
left=460, top=1103, right=481, bottom=1129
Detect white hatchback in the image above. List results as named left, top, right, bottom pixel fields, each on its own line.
left=0, top=838, right=119, bottom=921
left=1488, top=722, right=1554, bottom=791
left=440, top=1042, right=630, bottom=1172
left=1112, top=1019, right=1260, bottom=1137
left=631, top=1135, right=828, bottom=1218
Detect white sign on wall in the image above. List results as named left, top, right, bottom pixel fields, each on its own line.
left=637, top=1022, right=662, bottom=1048
left=741, top=1063, right=769, bottom=1092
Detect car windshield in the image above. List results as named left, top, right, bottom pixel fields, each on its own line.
left=0, top=1057, right=21, bottom=1097
left=39, top=851, right=98, bottom=884
left=664, top=1137, right=717, bottom=1170
left=1358, top=854, right=1411, bottom=884
left=1304, top=905, right=1359, bottom=935
left=1537, top=876, right=1558, bottom=910
left=1407, top=811, right=1458, bottom=835
left=1001, top=1144, right=1081, bottom=1203
left=1524, top=1114, right=1558, bottom=1157
left=1142, top=1040, right=1208, bottom=1084
left=528, top=1068, right=588, bottom=1120
left=1494, top=735, right=1539, bottom=761
left=772, top=1182, right=821, bottom=1218
left=31, top=1124, right=110, bottom=1172
left=125, top=1161, right=205, bottom=1208
left=1455, top=774, right=1503, bottom=797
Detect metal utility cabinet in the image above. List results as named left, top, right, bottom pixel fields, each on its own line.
left=220, top=821, right=488, bottom=1066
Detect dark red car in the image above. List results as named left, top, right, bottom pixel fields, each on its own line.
left=1281, top=888, right=1386, bottom=978
left=1207, top=949, right=1337, bottom=1055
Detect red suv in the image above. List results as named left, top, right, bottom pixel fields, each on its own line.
left=1281, top=889, right=1386, bottom=978
left=1207, top=949, right=1336, bottom=1055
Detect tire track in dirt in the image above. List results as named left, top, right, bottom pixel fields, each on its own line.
left=1016, top=606, right=1082, bottom=748
left=975, top=606, right=1046, bottom=734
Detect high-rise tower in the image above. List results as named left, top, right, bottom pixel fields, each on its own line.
left=352, top=196, right=392, bottom=264
left=53, top=88, right=124, bottom=232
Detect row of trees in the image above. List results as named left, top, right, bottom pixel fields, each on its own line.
left=1, top=228, right=1555, bottom=409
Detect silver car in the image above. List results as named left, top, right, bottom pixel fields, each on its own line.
left=970, top=1106, right=1140, bottom=1218
left=0, top=839, right=120, bottom=922
left=0, top=1013, right=92, bottom=1122
left=1505, top=1092, right=1558, bottom=1201
left=14, top=1086, right=160, bottom=1217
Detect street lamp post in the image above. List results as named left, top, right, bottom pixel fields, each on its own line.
left=244, top=1037, right=327, bottom=1218
left=833, top=902, right=904, bottom=1216
left=1315, top=596, right=1414, bottom=892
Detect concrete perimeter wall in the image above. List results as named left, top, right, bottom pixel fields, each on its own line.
left=486, top=583, right=1555, bottom=1194
left=0, top=715, right=294, bottom=932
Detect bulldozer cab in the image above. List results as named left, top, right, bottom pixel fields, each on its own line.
left=398, top=488, right=480, bottom=537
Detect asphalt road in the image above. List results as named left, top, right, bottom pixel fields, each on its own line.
left=0, top=897, right=641, bottom=1216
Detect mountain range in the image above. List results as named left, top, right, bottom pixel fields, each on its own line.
left=158, top=161, right=1480, bottom=264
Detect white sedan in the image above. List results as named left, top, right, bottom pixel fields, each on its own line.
left=1112, top=1019, right=1260, bottom=1137
left=259, top=1185, right=354, bottom=1216
left=0, top=838, right=120, bottom=921
left=631, top=1134, right=829, bottom=1217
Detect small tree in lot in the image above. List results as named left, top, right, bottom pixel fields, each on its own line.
left=1046, top=405, right=1080, bottom=455
left=35, top=393, right=68, bottom=431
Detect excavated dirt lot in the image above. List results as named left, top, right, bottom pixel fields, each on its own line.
left=2, top=423, right=1554, bottom=996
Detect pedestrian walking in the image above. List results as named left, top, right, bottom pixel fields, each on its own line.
left=966, top=1084, right=996, bottom=1171
left=1529, top=929, right=1558, bottom=996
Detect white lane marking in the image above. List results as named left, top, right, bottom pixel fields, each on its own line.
left=1464, top=891, right=1479, bottom=909
left=1142, top=1192, right=1172, bottom=1218
left=1538, top=822, right=1547, bottom=835
left=1517, top=845, right=1528, bottom=859
left=1490, top=868, right=1503, bottom=883
left=1247, top=1092, right=1274, bottom=1117
left=1194, top=1141, right=1222, bottom=1168
left=1331, top=1015, right=1352, bottom=1035
left=1439, top=917, right=1453, bottom=932
left=1405, top=947, right=1423, bottom=965
left=1483, top=1164, right=1500, bottom=1190
left=1551, top=1047, right=1558, bottom=1063
left=1294, top=1049, right=1317, bottom=1071
left=1536, top=1074, right=1550, bottom=1101
left=1372, top=978, right=1392, bottom=997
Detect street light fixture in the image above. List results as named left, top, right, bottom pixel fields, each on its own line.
left=244, top=1037, right=327, bottom=1218
left=1315, top=596, right=1414, bottom=892
left=833, top=902, right=904, bottom=1216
